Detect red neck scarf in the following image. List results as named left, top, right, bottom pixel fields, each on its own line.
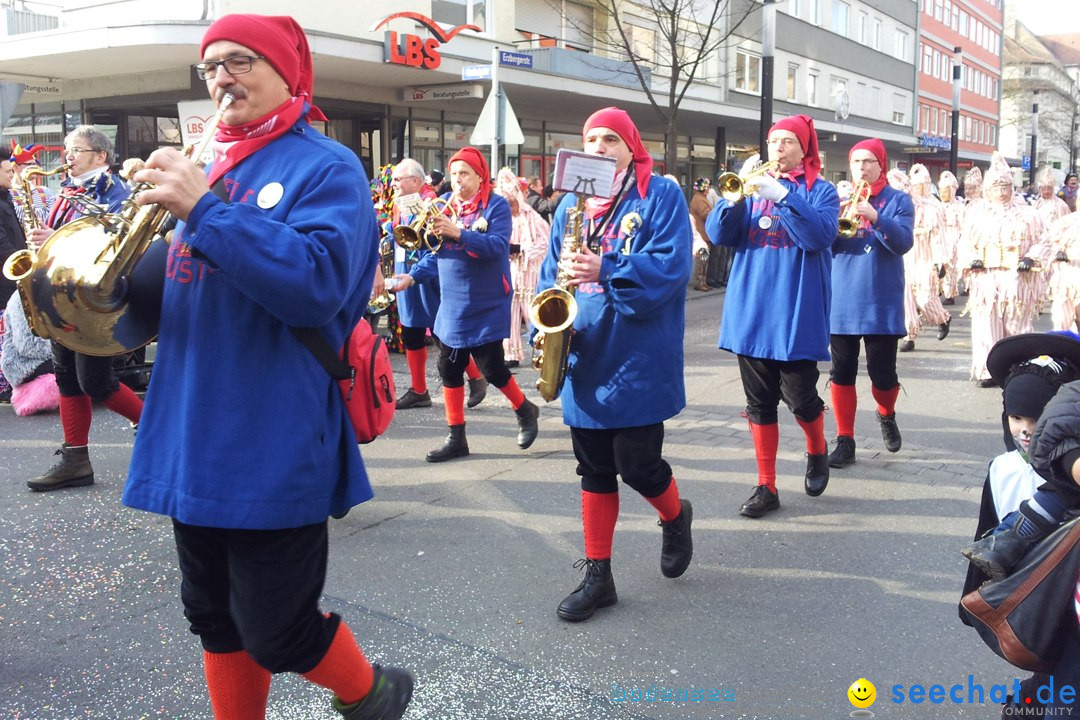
left=207, top=97, right=306, bottom=186
left=452, top=191, right=482, bottom=221
left=585, top=168, right=629, bottom=220
left=849, top=138, right=888, bottom=197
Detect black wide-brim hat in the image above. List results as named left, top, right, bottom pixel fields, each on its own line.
left=986, top=332, right=1080, bottom=388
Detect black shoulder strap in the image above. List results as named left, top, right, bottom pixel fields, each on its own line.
left=209, top=179, right=350, bottom=381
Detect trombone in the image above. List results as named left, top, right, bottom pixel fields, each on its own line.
left=716, top=161, right=780, bottom=203
left=392, top=197, right=457, bottom=253
left=837, top=180, right=872, bottom=239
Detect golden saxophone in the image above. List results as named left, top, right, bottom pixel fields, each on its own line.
left=2, top=93, right=234, bottom=355
left=530, top=196, right=585, bottom=402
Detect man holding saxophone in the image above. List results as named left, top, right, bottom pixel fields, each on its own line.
left=827, top=138, right=914, bottom=470
left=706, top=115, right=839, bottom=518
left=536, top=107, right=693, bottom=623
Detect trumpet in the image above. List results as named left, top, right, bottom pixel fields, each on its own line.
left=717, top=161, right=780, bottom=203
left=837, top=180, right=872, bottom=239
left=392, top=197, right=457, bottom=253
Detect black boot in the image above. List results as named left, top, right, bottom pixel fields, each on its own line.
left=658, top=499, right=693, bottom=578
left=829, top=436, right=856, bottom=468
left=961, top=502, right=1058, bottom=582
left=333, top=664, right=414, bottom=720
left=425, top=424, right=469, bottom=463
left=395, top=388, right=432, bottom=410
left=556, top=558, right=618, bottom=622
left=27, top=444, right=94, bottom=492
left=877, top=412, right=902, bottom=452
left=515, top=399, right=539, bottom=449
left=937, top=317, right=952, bottom=340
left=466, top=376, right=488, bottom=408
left=804, top=452, right=829, bottom=496
left=899, top=339, right=915, bottom=352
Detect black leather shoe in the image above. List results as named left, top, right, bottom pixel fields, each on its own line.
left=898, top=339, right=915, bottom=352
left=466, top=376, right=488, bottom=408
left=937, top=317, right=951, bottom=341
left=515, top=400, right=539, bottom=449
left=505, top=360, right=520, bottom=369
left=942, top=297, right=956, bottom=306
left=739, top=485, right=779, bottom=518
left=426, top=424, right=469, bottom=463
left=828, top=436, right=856, bottom=468
left=395, top=388, right=432, bottom=410
left=877, top=413, right=902, bottom=452
left=976, top=378, right=997, bottom=389
left=804, top=453, right=829, bottom=497
left=658, top=499, right=693, bottom=578
left=333, top=664, right=414, bottom=719
left=557, top=558, right=618, bottom=622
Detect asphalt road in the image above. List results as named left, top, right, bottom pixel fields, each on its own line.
left=0, top=288, right=1042, bottom=719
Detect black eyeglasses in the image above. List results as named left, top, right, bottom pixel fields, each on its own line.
left=193, top=55, right=265, bottom=81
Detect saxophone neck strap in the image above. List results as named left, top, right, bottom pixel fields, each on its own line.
left=586, top=170, right=635, bottom=253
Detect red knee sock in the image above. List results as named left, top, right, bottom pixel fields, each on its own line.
left=464, top=357, right=482, bottom=381
left=103, top=384, right=143, bottom=424
left=830, top=383, right=857, bottom=438
left=59, top=394, right=93, bottom=446
left=300, top=621, right=374, bottom=706
left=749, top=421, right=779, bottom=491
left=202, top=650, right=271, bottom=720
left=405, top=348, right=428, bottom=394
left=443, top=386, right=466, bottom=426
left=497, top=375, right=526, bottom=410
left=871, top=384, right=900, bottom=417
left=796, top=413, right=827, bottom=455
left=645, top=477, right=682, bottom=522
left=582, top=490, right=619, bottom=560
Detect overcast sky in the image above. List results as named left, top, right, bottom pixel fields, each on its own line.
left=1015, top=0, right=1080, bottom=35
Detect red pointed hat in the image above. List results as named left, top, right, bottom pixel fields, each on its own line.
left=849, top=138, right=887, bottom=169
left=448, top=146, right=493, bottom=207
left=583, top=107, right=654, bottom=198
left=201, top=14, right=327, bottom=122
left=768, top=114, right=821, bottom=189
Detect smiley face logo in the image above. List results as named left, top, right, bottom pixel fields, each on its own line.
left=848, top=678, right=876, bottom=709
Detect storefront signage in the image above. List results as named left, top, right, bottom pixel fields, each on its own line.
left=2, top=78, right=62, bottom=98
left=403, top=84, right=483, bottom=102
left=498, top=51, right=533, bottom=69
left=372, top=12, right=481, bottom=71
left=918, top=133, right=951, bottom=150
left=903, top=147, right=940, bottom=154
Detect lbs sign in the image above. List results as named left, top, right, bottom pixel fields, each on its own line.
left=372, top=12, right=481, bottom=70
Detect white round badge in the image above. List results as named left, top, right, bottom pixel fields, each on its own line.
left=257, top=182, right=285, bottom=209
left=758, top=215, right=773, bottom=230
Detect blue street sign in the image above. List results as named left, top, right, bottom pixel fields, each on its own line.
left=1022, top=155, right=1031, bottom=170
left=498, top=51, right=533, bottom=69
left=462, top=65, right=492, bottom=81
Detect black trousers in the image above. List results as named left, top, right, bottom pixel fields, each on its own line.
left=401, top=325, right=429, bottom=352
left=829, top=334, right=900, bottom=389
left=737, top=355, right=824, bottom=425
left=570, top=424, right=672, bottom=498
left=51, top=341, right=120, bottom=400
left=172, top=520, right=338, bottom=673
left=437, top=338, right=510, bottom=389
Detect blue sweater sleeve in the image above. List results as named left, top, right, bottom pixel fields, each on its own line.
left=869, top=191, right=915, bottom=256
left=706, top=198, right=750, bottom=249
left=598, top=179, right=693, bottom=318
left=775, top=180, right=840, bottom=253
left=410, top=249, right=439, bottom=284
left=184, top=158, right=374, bottom=328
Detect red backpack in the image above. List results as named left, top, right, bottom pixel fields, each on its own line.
left=292, top=319, right=396, bottom=444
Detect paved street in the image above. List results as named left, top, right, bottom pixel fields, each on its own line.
left=1, top=288, right=1042, bottom=719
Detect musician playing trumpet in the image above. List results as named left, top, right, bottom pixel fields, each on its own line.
left=536, top=107, right=693, bottom=623
left=706, top=114, right=839, bottom=518
left=826, top=138, right=914, bottom=470
left=392, top=147, right=540, bottom=462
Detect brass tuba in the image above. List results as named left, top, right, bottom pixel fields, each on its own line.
left=530, top=196, right=584, bottom=402
left=716, top=161, right=780, bottom=203
left=2, top=93, right=234, bottom=356
left=392, top=197, right=457, bottom=253
left=837, top=180, right=872, bottom=239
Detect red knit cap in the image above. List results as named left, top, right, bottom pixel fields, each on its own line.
left=201, top=14, right=327, bottom=121
left=849, top=138, right=887, bottom=169
left=768, top=114, right=821, bottom=189
left=583, top=107, right=654, bottom=198
left=448, top=146, right=492, bottom=207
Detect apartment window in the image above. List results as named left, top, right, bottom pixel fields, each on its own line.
left=858, top=12, right=868, bottom=43
left=959, top=11, right=968, bottom=36
left=854, top=82, right=866, bottom=115
left=790, top=0, right=801, bottom=18
left=895, top=30, right=908, bottom=62
left=870, top=85, right=881, bottom=117
left=627, top=24, right=656, bottom=65
left=922, top=45, right=932, bottom=75
left=810, top=0, right=820, bottom=25
left=735, top=49, right=761, bottom=94
left=433, top=0, right=488, bottom=32
left=940, top=108, right=948, bottom=134
left=951, top=6, right=959, bottom=31
left=873, top=19, right=881, bottom=50
left=833, top=1, right=849, bottom=35
left=991, top=125, right=996, bottom=146
left=933, top=50, right=941, bottom=79
left=892, top=94, right=906, bottom=124
left=920, top=105, right=928, bottom=132
left=808, top=72, right=819, bottom=105
left=934, top=0, right=943, bottom=21
left=931, top=107, right=938, bottom=134
left=786, top=63, right=799, bottom=101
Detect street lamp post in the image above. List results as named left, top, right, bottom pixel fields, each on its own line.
left=1029, top=91, right=1039, bottom=187
left=949, top=46, right=962, bottom=177
left=759, top=0, right=776, bottom=157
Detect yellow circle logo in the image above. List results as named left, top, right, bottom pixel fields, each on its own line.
left=848, top=678, right=876, bottom=708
